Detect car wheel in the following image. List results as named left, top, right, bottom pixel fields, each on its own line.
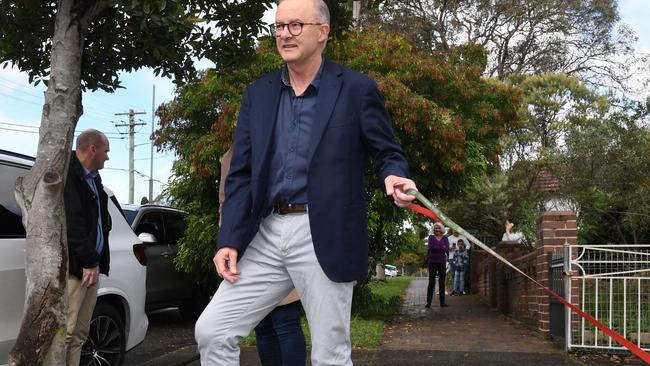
left=80, top=302, right=126, bottom=366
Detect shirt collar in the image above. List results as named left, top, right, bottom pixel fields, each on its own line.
left=280, top=58, right=324, bottom=91
left=83, top=166, right=98, bottom=180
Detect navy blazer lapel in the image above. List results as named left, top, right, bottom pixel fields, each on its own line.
left=307, top=59, right=343, bottom=164
left=255, top=71, right=283, bottom=167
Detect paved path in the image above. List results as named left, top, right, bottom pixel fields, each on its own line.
left=382, top=277, right=564, bottom=354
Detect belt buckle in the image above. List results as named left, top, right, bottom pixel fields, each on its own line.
left=284, top=202, right=295, bottom=214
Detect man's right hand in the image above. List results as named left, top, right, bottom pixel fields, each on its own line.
left=214, top=247, right=240, bottom=283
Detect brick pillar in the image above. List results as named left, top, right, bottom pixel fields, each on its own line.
left=495, top=261, right=507, bottom=312
left=535, top=211, right=578, bottom=338
left=470, top=249, right=487, bottom=295
left=537, top=211, right=578, bottom=247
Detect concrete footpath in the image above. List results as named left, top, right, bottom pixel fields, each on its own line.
left=157, top=277, right=639, bottom=365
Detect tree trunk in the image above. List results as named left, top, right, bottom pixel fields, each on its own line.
left=9, top=0, right=88, bottom=364
left=375, top=263, right=386, bottom=280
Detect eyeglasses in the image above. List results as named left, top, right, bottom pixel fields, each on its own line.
left=274, top=21, right=323, bottom=36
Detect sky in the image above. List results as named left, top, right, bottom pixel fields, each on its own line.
left=0, top=2, right=648, bottom=205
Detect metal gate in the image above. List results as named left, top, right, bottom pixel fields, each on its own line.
left=566, top=244, right=650, bottom=352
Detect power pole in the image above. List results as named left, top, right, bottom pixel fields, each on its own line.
left=115, top=109, right=146, bottom=204
left=149, top=85, right=155, bottom=202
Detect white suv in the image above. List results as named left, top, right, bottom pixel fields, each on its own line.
left=0, top=150, right=148, bottom=365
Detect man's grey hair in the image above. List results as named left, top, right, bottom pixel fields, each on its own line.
left=314, top=0, right=330, bottom=24
left=76, top=129, right=107, bottom=151
left=276, top=0, right=330, bottom=24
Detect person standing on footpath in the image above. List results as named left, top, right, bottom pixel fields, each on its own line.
left=64, top=129, right=111, bottom=366
left=451, top=239, right=469, bottom=295
left=194, top=0, right=418, bottom=364
left=448, top=228, right=469, bottom=292
left=426, top=223, right=449, bottom=308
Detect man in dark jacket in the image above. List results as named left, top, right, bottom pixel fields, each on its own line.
left=64, top=129, right=111, bottom=366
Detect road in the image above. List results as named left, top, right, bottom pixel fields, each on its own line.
left=124, top=308, right=196, bottom=366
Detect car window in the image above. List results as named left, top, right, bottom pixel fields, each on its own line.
left=135, top=211, right=163, bottom=244
left=122, top=209, right=137, bottom=225
left=0, top=162, right=28, bottom=238
left=163, top=212, right=186, bottom=247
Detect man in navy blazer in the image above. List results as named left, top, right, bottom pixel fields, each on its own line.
left=195, top=0, right=417, bottom=364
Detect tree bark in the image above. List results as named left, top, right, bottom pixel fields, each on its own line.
left=9, top=0, right=91, bottom=364
left=376, top=263, right=386, bottom=280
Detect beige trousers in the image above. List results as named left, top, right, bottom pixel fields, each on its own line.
left=66, top=277, right=98, bottom=366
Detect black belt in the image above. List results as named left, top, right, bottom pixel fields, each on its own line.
left=272, top=202, right=308, bottom=215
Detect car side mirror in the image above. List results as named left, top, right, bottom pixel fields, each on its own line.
left=138, top=232, right=157, bottom=243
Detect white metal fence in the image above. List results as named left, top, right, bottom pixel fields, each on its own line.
left=566, top=244, right=650, bottom=352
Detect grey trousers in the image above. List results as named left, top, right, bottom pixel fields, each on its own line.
left=195, top=212, right=355, bottom=366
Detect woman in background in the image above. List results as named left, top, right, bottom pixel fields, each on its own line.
left=426, top=222, right=450, bottom=308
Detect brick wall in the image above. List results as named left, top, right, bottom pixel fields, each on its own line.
left=473, top=211, right=578, bottom=338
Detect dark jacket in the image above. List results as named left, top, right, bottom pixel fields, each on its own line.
left=64, top=153, right=111, bottom=280
left=219, top=58, right=410, bottom=282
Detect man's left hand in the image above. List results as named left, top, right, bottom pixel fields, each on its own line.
left=384, top=175, right=417, bottom=207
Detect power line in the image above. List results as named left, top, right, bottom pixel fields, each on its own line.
left=134, top=154, right=171, bottom=161
left=0, top=120, right=123, bottom=135
left=0, top=77, right=123, bottom=120
left=0, top=89, right=45, bottom=108
left=104, top=167, right=167, bottom=185
left=0, top=82, right=45, bottom=101
left=0, top=122, right=128, bottom=139
left=0, top=121, right=38, bottom=129
left=0, top=92, right=114, bottom=121
left=0, top=126, right=38, bottom=134
left=0, top=75, right=45, bottom=98
left=0, top=127, right=126, bottom=140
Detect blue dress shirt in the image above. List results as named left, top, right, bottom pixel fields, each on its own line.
left=267, top=63, right=323, bottom=207
left=83, top=167, right=104, bottom=255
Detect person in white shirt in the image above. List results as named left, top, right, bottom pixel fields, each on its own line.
left=502, top=220, right=525, bottom=243
left=448, top=229, right=469, bottom=250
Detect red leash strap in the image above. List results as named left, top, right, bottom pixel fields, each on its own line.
left=407, top=203, right=442, bottom=222
left=407, top=202, right=650, bottom=364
